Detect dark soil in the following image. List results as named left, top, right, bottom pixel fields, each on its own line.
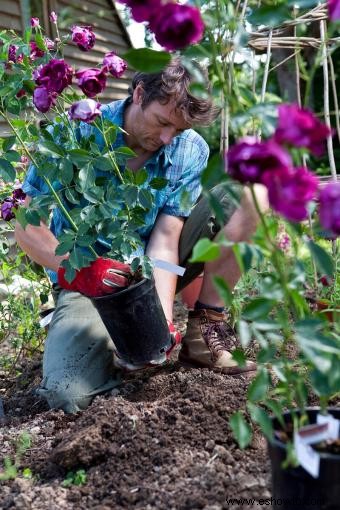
left=0, top=300, right=271, bottom=509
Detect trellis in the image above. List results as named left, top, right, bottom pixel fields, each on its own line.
left=247, top=4, right=339, bottom=184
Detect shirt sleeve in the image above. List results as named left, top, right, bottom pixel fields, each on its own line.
left=162, top=134, right=209, bottom=217
left=22, top=163, right=50, bottom=197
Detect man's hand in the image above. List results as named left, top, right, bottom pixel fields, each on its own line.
left=166, top=320, right=182, bottom=357
left=58, top=257, right=132, bottom=298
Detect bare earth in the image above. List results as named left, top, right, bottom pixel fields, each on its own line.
left=0, top=300, right=271, bottom=510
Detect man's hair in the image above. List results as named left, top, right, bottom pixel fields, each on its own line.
left=128, top=58, right=220, bottom=127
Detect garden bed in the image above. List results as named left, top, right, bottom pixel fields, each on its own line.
left=0, top=300, right=271, bottom=510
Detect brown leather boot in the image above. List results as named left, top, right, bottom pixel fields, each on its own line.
left=178, top=309, right=256, bottom=376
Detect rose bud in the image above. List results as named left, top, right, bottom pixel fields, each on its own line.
left=33, top=86, right=57, bottom=113
left=50, top=11, right=58, bottom=23
left=34, top=59, right=73, bottom=94
left=75, top=68, right=107, bottom=98
left=69, top=98, right=102, bottom=123
left=0, top=199, right=16, bottom=221
left=71, top=25, right=95, bottom=51
left=31, top=17, right=40, bottom=28
left=30, top=41, right=45, bottom=61
left=102, top=52, right=127, bottom=78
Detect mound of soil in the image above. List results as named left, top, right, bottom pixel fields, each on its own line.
left=0, top=301, right=271, bottom=510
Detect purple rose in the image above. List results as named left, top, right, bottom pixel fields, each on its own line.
left=149, top=3, right=205, bottom=51
left=328, top=0, right=340, bottom=21
left=12, top=187, right=26, bottom=202
left=31, top=17, right=40, bottom=27
left=30, top=41, right=45, bottom=61
left=45, top=38, right=55, bottom=50
left=226, top=138, right=292, bottom=184
left=102, top=52, right=127, bottom=78
left=33, top=86, right=57, bottom=113
left=1, top=199, right=16, bottom=221
left=118, top=0, right=161, bottom=22
left=34, top=59, right=73, bottom=94
left=50, top=11, right=58, bottom=23
left=75, top=68, right=107, bottom=98
left=262, top=166, right=319, bottom=223
left=71, top=26, right=95, bottom=52
left=274, top=104, right=331, bottom=157
left=7, top=44, right=23, bottom=64
left=69, top=99, right=102, bottom=122
left=319, top=181, right=340, bottom=237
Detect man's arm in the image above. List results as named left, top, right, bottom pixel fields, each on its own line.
left=146, top=213, right=185, bottom=322
left=15, top=196, right=68, bottom=272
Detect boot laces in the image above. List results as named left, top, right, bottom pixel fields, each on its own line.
left=204, top=320, right=237, bottom=354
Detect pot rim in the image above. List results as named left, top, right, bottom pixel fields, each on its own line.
left=91, top=277, right=149, bottom=302
left=269, top=406, right=340, bottom=459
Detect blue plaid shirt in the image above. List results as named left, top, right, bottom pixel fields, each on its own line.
left=22, top=99, right=209, bottom=282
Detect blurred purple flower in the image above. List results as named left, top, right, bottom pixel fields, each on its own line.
left=274, top=104, right=331, bottom=157
left=149, top=3, right=205, bottom=51
left=33, top=86, right=57, bottom=113
left=50, top=11, right=58, bottom=23
left=45, top=38, right=55, bottom=50
left=0, top=199, right=16, bottom=221
left=319, top=181, right=340, bottom=237
left=75, top=68, right=107, bottom=98
left=328, top=0, right=340, bottom=21
left=102, top=52, right=127, bottom=78
left=12, top=188, right=26, bottom=203
left=30, top=41, right=45, bottom=60
left=7, top=44, right=23, bottom=64
left=31, top=17, right=40, bottom=28
left=319, top=275, right=333, bottom=287
left=71, top=26, right=95, bottom=51
left=20, top=155, right=29, bottom=165
left=16, top=88, right=26, bottom=98
left=118, top=0, right=161, bottom=23
left=69, top=99, right=102, bottom=122
left=34, top=59, right=73, bottom=94
left=226, top=137, right=292, bottom=184
left=262, top=166, right=319, bottom=223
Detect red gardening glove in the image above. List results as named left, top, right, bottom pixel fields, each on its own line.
left=166, top=320, right=182, bottom=357
left=57, top=257, right=132, bottom=298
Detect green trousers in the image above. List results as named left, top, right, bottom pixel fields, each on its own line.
left=37, top=185, right=241, bottom=412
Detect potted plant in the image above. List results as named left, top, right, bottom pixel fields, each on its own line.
left=0, top=15, right=178, bottom=363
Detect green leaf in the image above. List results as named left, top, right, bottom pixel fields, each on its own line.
left=232, top=348, right=247, bottom=368
left=2, top=136, right=16, bottom=152
left=59, top=158, right=74, bottom=186
left=229, top=412, right=252, bottom=449
left=248, top=5, right=292, bottom=28
left=138, top=188, right=153, bottom=209
left=238, top=319, right=252, bottom=348
left=135, top=168, right=148, bottom=186
left=65, top=187, right=80, bottom=205
left=35, top=32, right=46, bottom=51
left=242, top=298, right=276, bottom=321
left=247, top=403, right=273, bottom=441
left=38, top=141, right=65, bottom=158
left=25, top=209, right=41, bottom=226
left=14, top=206, right=28, bottom=229
left=4, top=150, right=21, bottom=162
left=69, top=149, right=91, bottom=165
left=212, top=275, right=233, bottom=307
left=149, top=177, right=168, bottom=190
left=247, top=368, right=269, bottom=402
left=265, top=399, right=285, bottom=428
left=307, top=240, right=334, bottom=278
left=0, top=158, right=15, bottom=182
left=68, top=246, right=93, bottom=270
left=122, top=48, right=171, bottom=72
left=189, top=238, right=220, bottom=263
left=78, top=164, right=95, bottom=192
left=55, top=241, right=74, bottom=256
left=95, top=156, right=112, bottom=172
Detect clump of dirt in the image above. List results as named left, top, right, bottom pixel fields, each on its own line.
left=0, top=300, right=271, bottom=510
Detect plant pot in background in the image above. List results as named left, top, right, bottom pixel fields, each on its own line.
left=268, top=408, right=340, bottom=510
left=92, top=278, right=172, bottom=365
left=181, top=273, right=204, bottom=309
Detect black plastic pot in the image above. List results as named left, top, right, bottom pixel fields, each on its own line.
left=92, top=278, right=172, bottom=364
left=268, top=408, right=340, bottom=510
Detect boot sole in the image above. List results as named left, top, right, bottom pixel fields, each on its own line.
left=178, top=355, right=257, bottom=378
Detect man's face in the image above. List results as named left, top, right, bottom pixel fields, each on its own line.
left=131, top=85, right=192, bottom=152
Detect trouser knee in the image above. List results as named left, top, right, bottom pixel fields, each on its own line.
left=37, top=381, right=93, bottom=413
